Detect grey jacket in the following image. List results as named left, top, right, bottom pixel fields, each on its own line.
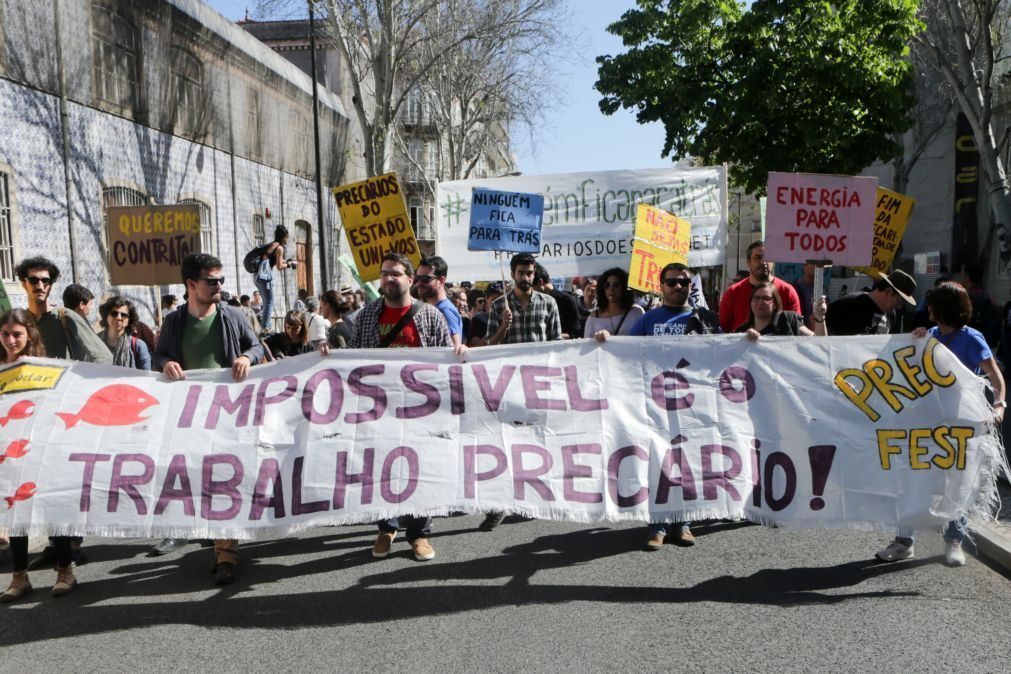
left=154, top=304, right=264, bottom=372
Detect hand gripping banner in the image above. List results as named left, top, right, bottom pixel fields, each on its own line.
left=0, top=336, right=1004, bottom=540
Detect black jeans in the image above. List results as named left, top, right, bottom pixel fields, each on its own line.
left=11, top=536, right=72, bottom=572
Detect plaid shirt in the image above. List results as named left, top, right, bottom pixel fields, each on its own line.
left=350, top=297, right=450, bottom=348
left=486, top=290, right=562, bottom=344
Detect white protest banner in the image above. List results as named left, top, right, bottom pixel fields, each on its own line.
left=765, top=172, right=878, bottom=266
left=437, top=167, right=727, bottom=280
left=0, top=336, right=1002, bottom=540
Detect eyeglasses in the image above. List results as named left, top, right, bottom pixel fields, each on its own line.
left=604, top=281, right=624, bottom=289
left=380, top=270, right=405, bottom=279
left=199, top=277, right=225, bottom=287
left=414, top=274, right=435, bottom=284
left=661, top=277, right=692, bottom=288
left=109, top=310, right=130, bottom=319
left=751, top=296, right=775, bottom=304
left=25, top=276, right=52, bottom=287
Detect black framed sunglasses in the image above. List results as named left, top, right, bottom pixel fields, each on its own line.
left=109, top=310, right=130, bottom=319
left=413, top=274, right=436, bottom=284
left=661, top=277, right=692, bottom=288
left=199, top=277, right=226, bottom=287
left=25, top=275, right=52, bottom=287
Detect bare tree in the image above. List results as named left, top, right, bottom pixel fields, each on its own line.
left=914, top=0, right=1011, bottom=266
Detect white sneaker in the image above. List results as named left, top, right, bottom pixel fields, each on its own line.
left=945, top=540, right=966, bottom=566
left=875, top=540, right=915, bottom=562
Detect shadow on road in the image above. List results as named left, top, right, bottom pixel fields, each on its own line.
left=0, top=525, right=924, bottom=644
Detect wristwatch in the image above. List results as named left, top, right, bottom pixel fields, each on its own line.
left=995, top=400, right=1007, bottom=409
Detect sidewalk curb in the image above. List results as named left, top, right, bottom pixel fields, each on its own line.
left=970, top=520, right=1011, bottom=574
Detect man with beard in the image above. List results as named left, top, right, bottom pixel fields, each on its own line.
left=596, top=263, right=720, bottom=549
left=414, top=255, right=463, bottom=348
left=481, top=253, right=562, bottom=530
left=350, top=252, right=455, bottom=561
left=16, top=256, right=111, bottom=587
left=153, top=253, right=264, bottom=584
left=718, top=240, right=802, bottom=333
left=485, top=253, right=562, bottom=346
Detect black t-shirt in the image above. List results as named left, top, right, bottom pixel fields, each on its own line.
left=264, top=333, right=313, bottom=359
left=549, top=288, right=581, bottom=338
left=826, top=293, right=889, bottom=336
left=470, top=311, right=489, bottom=340
left=327, top=320, right=354, bottom=349
left=736, top=311, right=804, bottom=336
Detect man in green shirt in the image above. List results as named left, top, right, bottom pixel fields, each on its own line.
left=15, top=256, right=112, bottom=592
left=155, top=253, right=264, bottom=585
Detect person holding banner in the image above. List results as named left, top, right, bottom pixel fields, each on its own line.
left=350, top=252, right=453, bottom=562
left=263, top=310, right=315, bottom=360
left=0, top=309, right=78, bottom=602
left=876, top=281, right=1006, bottom=566
left=738, top=283, right=826, bottom=340
left=254, top=225, right=298, bottom=332
left=596, top=262, right=719, bottom=548
left=825, top=270, right=916, bottom=336
left=17, top=257, right=110, bottom=572
left=583, top=267, right=644, bottom=338
left=152, top=253, right=265, bottom=583
left=718, top=241, right=802, bottom=334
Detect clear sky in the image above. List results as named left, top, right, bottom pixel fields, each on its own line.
left=206, top=0, right=672, bottom=176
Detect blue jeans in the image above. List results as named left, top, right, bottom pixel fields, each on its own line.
left=896, top=516, right=967, bottom=546
left=379, top=516, right=432, bottom=542
left=254, top=276, right=273, bottom=331
left=648, top=521, right=692, bottom=537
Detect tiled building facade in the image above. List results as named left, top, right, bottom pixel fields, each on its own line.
left=0, top=0, right=354, bottom=326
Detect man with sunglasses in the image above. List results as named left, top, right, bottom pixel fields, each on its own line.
left=15, top=256, right=111, bottom=586
left=153, top=253, right=264, bottom=584
left=414, top=255, right=464, bottom=348
left=618, top=263, right=719, bottom=549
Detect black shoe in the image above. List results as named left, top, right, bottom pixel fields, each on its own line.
left=149, top=538, right=187, bottom=557
left=479, top=512, right=506, bottom=532
left=27, top=545, right=57, bottom=571
left=214, top=561, right=238, bottom=586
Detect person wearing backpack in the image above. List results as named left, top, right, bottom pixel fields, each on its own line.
left=252, top=225, right=297, bottom=333
left=97, top=296, right=151, bottom=371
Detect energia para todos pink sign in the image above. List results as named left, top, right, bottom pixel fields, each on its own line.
left=764, top=172, right=878, bottom=266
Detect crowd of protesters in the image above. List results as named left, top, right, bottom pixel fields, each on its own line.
left=0, top=234, right=1005, bottom=601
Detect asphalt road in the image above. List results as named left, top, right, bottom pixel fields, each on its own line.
left=2, top=516, right=1010, bottom=672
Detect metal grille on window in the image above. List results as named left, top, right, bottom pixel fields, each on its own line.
left=179, top=198, right=214, bottom=255
left=91, top=4, right=137, bottom=110
left=253, top=214, right=265, bottom=247
left=101, top=186, right=147, bottom=264
left=0, top=172, right=14, bottom=283
left=171, top=47, right=202, bottom=136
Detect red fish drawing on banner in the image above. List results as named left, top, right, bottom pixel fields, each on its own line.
left=56, top=384, right=159, bottom=429
left=0, top=439, right=29, bottom=464
left=5, top=482, right=36, bottom=508
left=0, top=400, right=35, bottom=427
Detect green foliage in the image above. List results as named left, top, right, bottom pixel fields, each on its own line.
left=596, top=0, right=922, bottom=193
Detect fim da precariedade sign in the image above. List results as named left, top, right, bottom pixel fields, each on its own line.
left=106, top=204, right=202, bottom=286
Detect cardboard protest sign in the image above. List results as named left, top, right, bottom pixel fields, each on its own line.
left=629, top=204, right=691, bottom=293
left=467, top=188, right=544, bottom=253
left=106, top=205, right=202, bottom=286
left=764, top=172, right=878, bottom=266
left=852, top=188, right=916, bottom=276
left=333, top=173, right=420, bottom=282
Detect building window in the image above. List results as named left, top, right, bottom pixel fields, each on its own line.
left=91, top=3, right=138, bottom=112
left=179, top=198, right=214, bottom=255
left=407, top=140, right=423, bottom=182
left=247, top=89, right=262, bottom=161
left=170, top=47, right=203, bottom=137
left=252, top=213, right=265, bottom=247
left=408, top=196, right=422, bottom=235
left=101, top=184, right=147, bottom=273
left=0, top=171, right=16, bottom=283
